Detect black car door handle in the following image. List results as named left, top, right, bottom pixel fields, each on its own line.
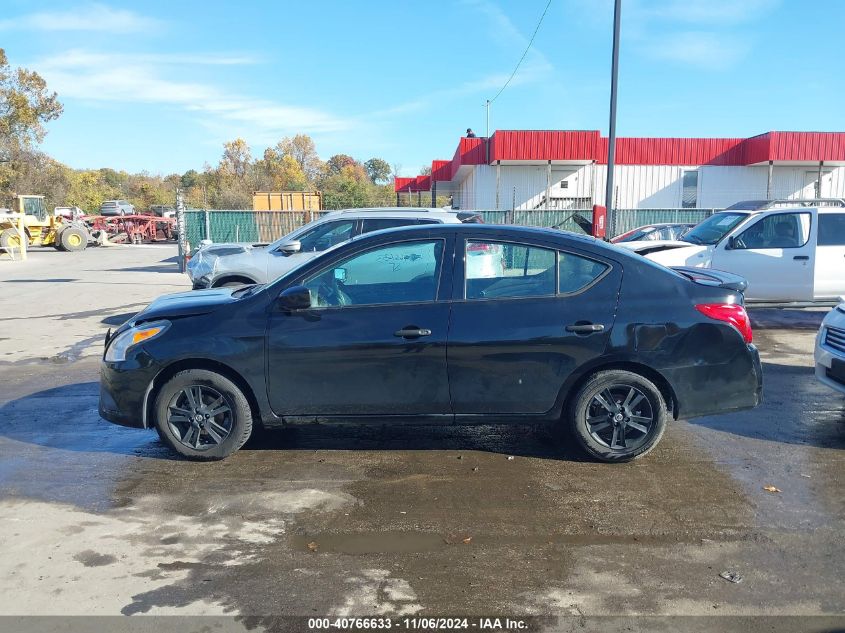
left=793, top=255, right=809, bottom=261
left=566, top=323, right=605, bottom=333
left=394, top=327, right=432, bottom=339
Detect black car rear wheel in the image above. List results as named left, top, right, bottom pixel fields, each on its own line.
left=154, top=369, right=252, bottom=460
left=568, top=369, right=667, bottom=462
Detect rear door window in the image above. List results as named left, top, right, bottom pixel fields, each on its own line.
left=465, top=241, right=555, bottom=299
left=818, top=213, right=845, bottom=246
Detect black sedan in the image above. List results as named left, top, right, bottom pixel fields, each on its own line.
left=100, top=224, right=762, bottom=462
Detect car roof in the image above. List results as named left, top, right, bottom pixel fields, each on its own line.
left=321, top=207, right=465, bottom=220
left=348, top=221, right=605, bottom=246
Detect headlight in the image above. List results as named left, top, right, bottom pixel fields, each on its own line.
left=104, top=320, right=170, bottom=362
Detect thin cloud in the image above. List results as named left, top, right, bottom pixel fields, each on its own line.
left=34, top=51, right=351, bottom=137
left=376, top=1, right=554, bottom=118
left=639, top=0, right=780, bottom=25
left=0, top=4, right=161, bottom=33
left=639, top=31, right=750, bottom=70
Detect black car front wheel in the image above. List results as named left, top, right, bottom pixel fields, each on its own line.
left=568, top=369, right=667, bottom=462
left=154, top=369, right=253, bottom=460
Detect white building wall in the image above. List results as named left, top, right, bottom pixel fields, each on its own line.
left=457, top=163, right=845, bottom=211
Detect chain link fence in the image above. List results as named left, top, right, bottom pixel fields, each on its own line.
left=183, top=207, right=722, bottom=246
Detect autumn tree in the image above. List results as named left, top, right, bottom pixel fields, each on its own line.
left=260, top=147, right=309, bottom=192
left=325, top=154, right=357, bottom=175
left=277, top=134, right=322, bottom=182
left=219, top=138, right=252, bottom=180
left=0, top=48, right=63, bottom=153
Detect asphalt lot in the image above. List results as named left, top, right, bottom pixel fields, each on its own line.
left=0, top=245, right=843, bottom=630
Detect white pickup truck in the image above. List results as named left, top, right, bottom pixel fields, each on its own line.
left=618, top=202, right=845, bottom=304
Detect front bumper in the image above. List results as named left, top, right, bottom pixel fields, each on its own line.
left=814, top=331, right=845, bottom=395
left=99, top=353, right=160, bottom=429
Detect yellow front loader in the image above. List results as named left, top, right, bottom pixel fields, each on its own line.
left=0, top=195, right=89, bottom=252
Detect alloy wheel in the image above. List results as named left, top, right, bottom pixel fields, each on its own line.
left=586, top=384, right=655, bottom=451
left=166, top=385, right=233, bottom=450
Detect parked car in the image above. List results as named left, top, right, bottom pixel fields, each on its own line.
left=100, top=224, right=762, bottom=462
left=99, top=200, right=135, bottom=216
left=618, top=204, right=845, bottom=304
left=186, top=208, right=488, bottom=289
left=814, top=300, right=845, bottom=396
left=150, top=205, right=176, bottom=218
left=611, top=223, right=694, bottom=244
left=53, top=206, right=84, bottom=220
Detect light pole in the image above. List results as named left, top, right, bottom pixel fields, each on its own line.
left=604, top=0, right=622, bottom=231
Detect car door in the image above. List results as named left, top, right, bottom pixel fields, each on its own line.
left=266, top=235, right=453, bottom=418
left=815, top=211, right=845, bottom=300
left=447, top=235, right=621, bottom=415
left=710, top=211, right=815, bottom=302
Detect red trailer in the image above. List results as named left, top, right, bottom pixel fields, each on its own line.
left=85, top=215, right=177, bottom=244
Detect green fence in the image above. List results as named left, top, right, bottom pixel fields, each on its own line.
left=184, top=210, right=328, bottom=247
left=609, top=208, right=717, bottom=237
left=184, top=208, right=722, bottom=246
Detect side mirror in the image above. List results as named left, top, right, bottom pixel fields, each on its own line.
left=726, top=236, right=738, bottom=250
left=278, top=285, right=311, bottom=311
left=279, top=240, right=302, bottom=254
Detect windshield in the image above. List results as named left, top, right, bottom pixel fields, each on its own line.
left=682, top=212, right=748, bottom=245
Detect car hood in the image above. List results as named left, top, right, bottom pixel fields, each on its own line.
left=617, top=239, right=692, bottom=253
left=131, top=287, right=240, bottom=324
left=645, top=244, right=713, bottom=268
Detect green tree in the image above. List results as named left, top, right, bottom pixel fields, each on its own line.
left=364, top=158, right=391, bottom=184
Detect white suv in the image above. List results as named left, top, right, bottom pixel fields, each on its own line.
left=619, top=202, right=845, bottom=303
left=815, top=301, right=845, bottom=395
left=188, top=208, right=487, bottom=289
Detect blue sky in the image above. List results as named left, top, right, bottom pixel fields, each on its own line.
left=2, top=0, right=844, bottom=177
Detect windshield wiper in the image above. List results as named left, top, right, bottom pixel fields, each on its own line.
left=683, top=234, right=703, bottom=244
left=232, top=284, right=264, bottom=299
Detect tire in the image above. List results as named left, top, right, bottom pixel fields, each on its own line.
left=54, top=227, right=67, bottom=250
left=567, top=369, right=667, bottom=462
left=60, top=227, right=87, bottom=251
left=153, top=369, right=252, bottom=461
left=0, top=228, right=22, bottom=250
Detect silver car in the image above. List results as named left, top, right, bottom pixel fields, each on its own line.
left=99, top=200, right=135, bottom=216
left=187, top=208, right=482, bottom=289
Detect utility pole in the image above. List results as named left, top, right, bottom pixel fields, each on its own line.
left=604, top=0, right=622, bottom=229
left=176, top=188, right=187, bottom=273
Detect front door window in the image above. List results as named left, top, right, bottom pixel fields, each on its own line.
left=302, top=239, right=444, bottom=307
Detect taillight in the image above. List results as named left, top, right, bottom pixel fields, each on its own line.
left=467, top=243, right=494, bottom=252
left=695, top=303, right=752, bottom=343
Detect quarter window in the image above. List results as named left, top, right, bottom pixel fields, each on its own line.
left=818, top=213, right=845, bottom=246
left=303, top=240, right=444, bottom=307
left=734, top=212, right=811, bottom=249
left=465, top=241, right=555, bottom=300
left=559, top=252, right=609, bottom=294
